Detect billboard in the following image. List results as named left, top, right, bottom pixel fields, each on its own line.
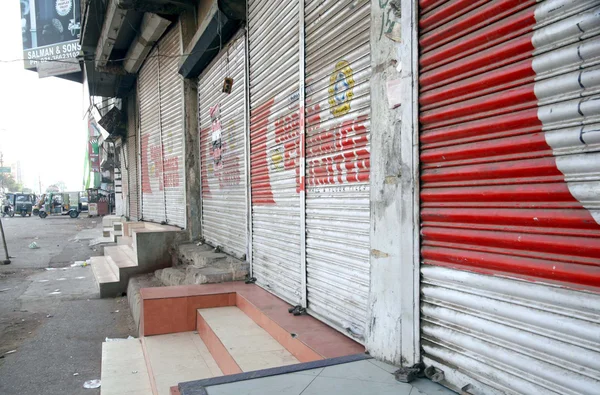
left=88, top=115, right=101, bottom=173
left=20, top=0, right=81, bottom=72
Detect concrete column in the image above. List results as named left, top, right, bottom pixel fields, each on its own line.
left=367, top=0, right=420, bottom=366
left=183, top=77, right=201, bottom=239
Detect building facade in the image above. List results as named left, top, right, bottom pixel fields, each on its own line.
left=80, top=0, right=600, bottom=393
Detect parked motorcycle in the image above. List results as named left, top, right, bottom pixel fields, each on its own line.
left=2, top=204, right=14, bottom=218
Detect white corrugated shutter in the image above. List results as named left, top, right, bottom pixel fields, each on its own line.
left=138, top=25, right=184, bottom=227
left=419, top=0, right=600, bottom=393
left=138, top=47, right=164, bottom=223
left=127, top=125, right=139, bottom=221
left=158, top=26, right=186, bottom=228
left=199, top=32, right=247, bottom=259
left=248, top=0, right=303, bottom=305
left=304, top=0, right=371, bottom=342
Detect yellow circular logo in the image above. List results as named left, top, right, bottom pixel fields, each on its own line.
left=328, top=60, right=355, bottom=117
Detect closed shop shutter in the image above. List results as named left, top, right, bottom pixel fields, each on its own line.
left=127, top=127, right=139, bottom=221
left=138, top=46, right=164, bottom=223
left=248, top=0, right=303, bottom=304
left=304, top=0, right=371, bottom=341
left=121, top=144, right=129, bottom=217
left=158, top=26, right=186, bottom=228
left=419, top=0, right=600, bottom=393
left=199, top=33, right=247, bottom=259
left=138, top=25, right=185, bottom=227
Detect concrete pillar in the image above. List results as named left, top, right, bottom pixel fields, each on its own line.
left=183, top=77, right=201, bottom=240
left=366, top=0, right=420, bottom=366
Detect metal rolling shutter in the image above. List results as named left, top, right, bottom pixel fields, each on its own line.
left=158, top=26, right=186, bottom=228
left=199, top=33, right=247, bottom=259
left=127, top=126, right=139, bottom=221
left=248, top=0, right=303, bottom=304
left=304, top=0, right=371, bottom=341
left=419, top=0, right=600, bottom=393
left=138, top=47, right=164, bottom=223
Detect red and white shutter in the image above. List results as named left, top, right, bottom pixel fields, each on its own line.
left=304, top=0, right=371, bottom=342
left=199, top=32, right=247, bottom=259
left=138, top=25, right=184, bottom=227
left=248, top=0, right=304, bottom=305
left=138, top=45, right=164, bottom=223
left=419, top=0, right=600, bottom=393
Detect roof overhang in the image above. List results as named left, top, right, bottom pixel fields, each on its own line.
left=179, top=0, right=245, bottom=78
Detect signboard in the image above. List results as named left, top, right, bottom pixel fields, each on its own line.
left=0, top=167, right=11, bottom=174
left=20, top=0, right=82, bottom=74
left=37, top=57, right=80, bottom=78
left=88, top=115, right=101, bottom=173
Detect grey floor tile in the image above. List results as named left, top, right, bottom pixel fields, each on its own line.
left=411, top=378, right=457, bottom=395
left=292, top=367, right=324, bottom=376
left=319, top=360, right=400, bottom=385
left=206, top=373, right=316, bottom=395
left=368, top=359, right=399, bottom=374
left=301, top=376, right=413, bottom=395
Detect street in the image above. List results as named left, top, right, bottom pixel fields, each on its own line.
left=0, top=215, right=136, bottom=395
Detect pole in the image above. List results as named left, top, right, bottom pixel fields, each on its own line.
left=0, top=217, right=10, bottom=265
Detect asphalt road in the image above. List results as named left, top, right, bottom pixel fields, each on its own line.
left=0, top=215, right=136, bottom=395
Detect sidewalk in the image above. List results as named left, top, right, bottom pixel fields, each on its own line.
left=179, top=357, right=456, bottom=395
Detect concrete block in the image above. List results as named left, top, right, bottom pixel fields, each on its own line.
left=176, top=243, right=227, bottom=268
left=127, top=274, right=162, bottom=335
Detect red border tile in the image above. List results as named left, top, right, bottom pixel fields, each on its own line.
left=196, top=311, right=242, bottom=375
left=235, top=294, right=323, bottom=362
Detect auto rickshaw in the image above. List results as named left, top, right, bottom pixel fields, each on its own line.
left=13, top=193, right=34, bottom=217
left=38, top=192, right=80, bottom=219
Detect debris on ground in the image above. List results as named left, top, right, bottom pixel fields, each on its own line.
left=28, top=242, right=39, bottom=249
left=111, top=310, right=119, bottom=313
left=5, top=350, right=17, bottom=355
left=49, top=289, right=61, bottom=295
left=0, top=288, right=10, bottom=292
left=83, top=379, right=101, bottom=389
left=73, top=373, right=79, bottom=376
left=71, top=261, right=89, bottom=267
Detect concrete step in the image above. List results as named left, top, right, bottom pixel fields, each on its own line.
left=197, top=306, right=299, bottom=373
left=155, top=259, right=249, bottom=287
left=102, top=227, right=112, bottom=238
left=144, top=332, right=223, bottom=394
left=118, top=244, right=138, bottom=264
left=105, top=245, right=137, bottom=268
left=90, top=256, right=120, bottom=298
left=101, top=338, right=153, bottom=395
left=176, top=243, right=231, bottom=268
left=102, top=215, right=124, bottom=228
left=117, top=235, right=134, bottom=247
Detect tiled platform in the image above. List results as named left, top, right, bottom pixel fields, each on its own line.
left=101, top=339, right=153, bottom=395
left=178, top=358, right=457, bottom=395
left=140, top=282, right=364, bottom=361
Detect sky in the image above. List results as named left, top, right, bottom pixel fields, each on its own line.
left=0, top=0, right=86, bottom=192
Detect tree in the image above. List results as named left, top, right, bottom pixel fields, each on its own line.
left=0, top=174, right=22, bottom=192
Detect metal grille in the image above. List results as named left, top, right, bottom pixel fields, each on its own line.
left=158, top=26, right=186, bottom=228
left=248, top=0, right=303, bottom=305
left=419, top=0, right=600, bottom=393
left=127, top=117, right=139, bottom=221
left=304, top=0, right=371, bottom=342
left=199, top=32, right=247, bottom=259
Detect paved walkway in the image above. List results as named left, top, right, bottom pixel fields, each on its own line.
left=182, top=358, right=456, bottom=395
